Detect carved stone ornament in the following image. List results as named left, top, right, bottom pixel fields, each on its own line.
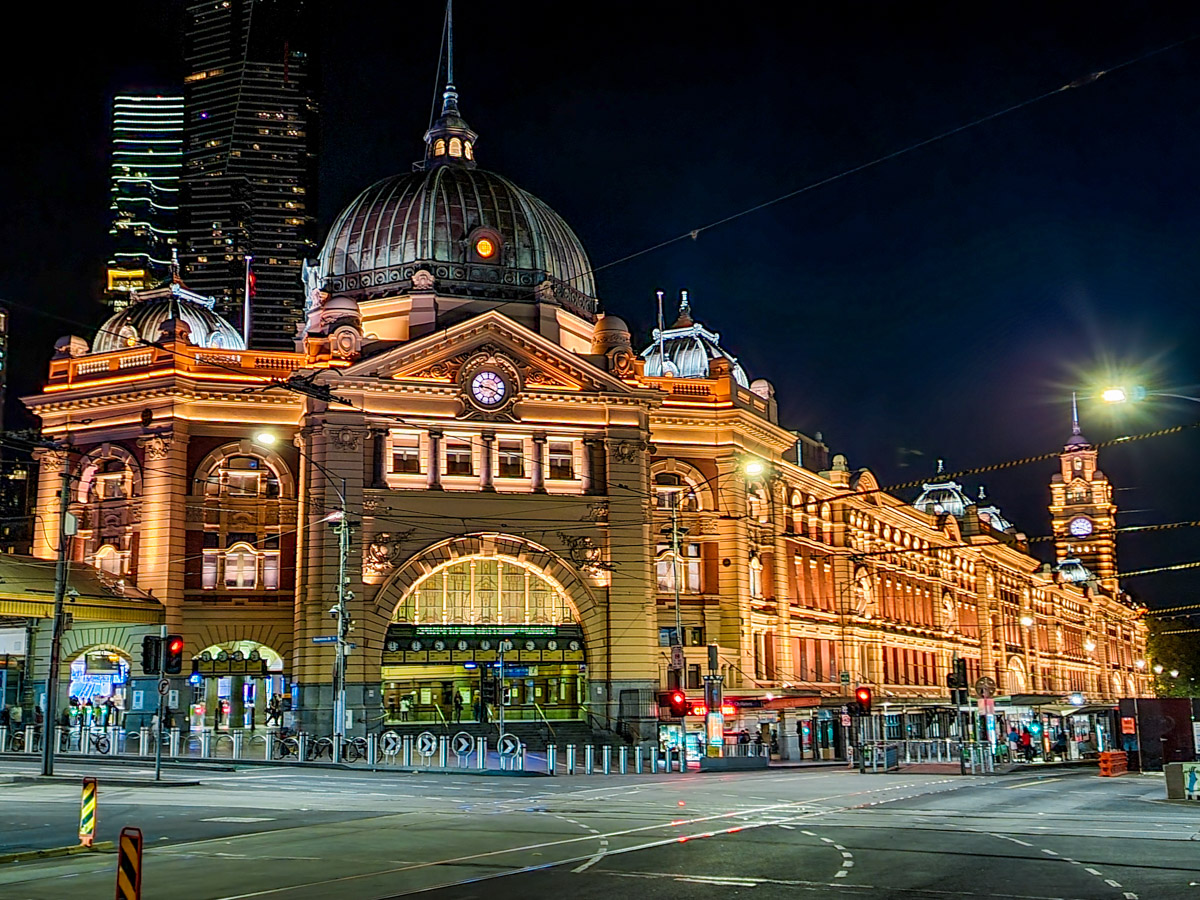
left=362, top=496, right=380, bottom=514
left=363, top=531, right=414, bottom=578
left=608, top=347, right=635, bottom=378
left=138, top=431, right=174, bottom=461
left=556, top=532, right=614, bottom=575
left=331, top=427, right=362, bottom=452
left=584, top=500, right=609, bottom=523
left=613, top=440, right=646, bottom=463
left=411, top=269, right=435, bottom=290
left=36, top=449, right=70, bottom=472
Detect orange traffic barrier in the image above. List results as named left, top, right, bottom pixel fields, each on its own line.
left=1098, top=750, right=1128, bottom=777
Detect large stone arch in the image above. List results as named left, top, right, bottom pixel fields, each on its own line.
left=373, top=533, right=602, bottom=653
left=192, top=440, right=296, bottom=498
left=649, top=458, right=716, bottom=510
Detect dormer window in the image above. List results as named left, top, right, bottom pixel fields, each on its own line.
left=449, top=137, right=463, bottom=157
left=433, top=139, right=446, bottom=156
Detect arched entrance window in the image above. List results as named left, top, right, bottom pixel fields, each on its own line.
left=393, top=555, right=579, bottom=626
left=1006, top=655, right=1027, bottom=693
left=191, top=641, right=285, bottom=731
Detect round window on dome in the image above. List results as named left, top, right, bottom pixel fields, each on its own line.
left=475, top=237, right=496, bottom=259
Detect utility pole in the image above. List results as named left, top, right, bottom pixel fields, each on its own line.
left=41, top=466, right=73, bottom=777
left=332, top=478, right=350, bottom=756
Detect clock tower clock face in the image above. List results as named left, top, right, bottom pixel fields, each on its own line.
left=470, top=370, right=507, bottom=406
left=1068, top=516, right=1094, bottom=537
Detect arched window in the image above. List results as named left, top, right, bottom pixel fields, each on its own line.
left=654, top=472, right=698, bottom=511
left=207, top=454, right=280, bottom=498
left=449, top=137, right=463, bottom=157
left=749, top=554, right=763, bottom=598
left=393, top=555, right=578, bottom=625
left=433, top=138, right=446, bottom=156
left=92, top=459, right=129, bottom=501
left=463, top=141, right=473, bottom=160
left=92, top=543, right=127, bottom=576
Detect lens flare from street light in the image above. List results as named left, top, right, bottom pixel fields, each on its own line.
left=1169, top=669, right=1180, bottom=678
left=1019, top=615, right=1034, bottom=627
left=1101, top=388, right=1127, bottom=403
left=1084, top=639, right=1096, bottom=651
left=1153, top=664, right=1164, bottom=674
left=254, top=432, right=277, bottom=446
left=744, top=460, right=765, bottom=477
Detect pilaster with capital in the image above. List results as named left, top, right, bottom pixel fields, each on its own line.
left=136, top=426, right=189, bottom=630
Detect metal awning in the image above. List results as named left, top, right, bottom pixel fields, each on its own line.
left=0, top=554, right=163, bottom=625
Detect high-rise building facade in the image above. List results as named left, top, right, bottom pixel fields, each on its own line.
left=107, top=94, right=184, bottom=307
left=180, top=0, right=319, bottom=350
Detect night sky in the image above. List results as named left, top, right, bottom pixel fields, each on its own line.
left=4, top=1, right=1200, bottom=608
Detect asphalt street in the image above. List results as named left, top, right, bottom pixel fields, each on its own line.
left=1, top=760, right=1196, bottom=900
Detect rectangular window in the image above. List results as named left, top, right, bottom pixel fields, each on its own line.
left=659, top=627, right=678, bottom=646
left=263, top=552, right=280, bottom=590
left=689, top=627, right=705, bottom=647
left=548, top=441, right=574, bottom=480
left=225, top=550, right=257, bottom=589
left=391, top=433, right=421, bottom=474
left=497, top=440, right=524, bottom=478
left=202, top=552, right=218, bottom=590
left=655, top=543, right=702, bottom=593
left=445, top=439, right=473, bottom=476
left=687, top=664, right=701, bottom=690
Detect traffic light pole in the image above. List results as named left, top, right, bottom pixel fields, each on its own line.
left=155, top=625, right=166, bottom=782
left=333, top=494, right=349, bottom=755
left=40, top=468, right=73, bottom=777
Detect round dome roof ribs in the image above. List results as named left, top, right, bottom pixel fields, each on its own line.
left=91, top=282, right=245, bottom=355
left=639, top=290, right=750, bottom=387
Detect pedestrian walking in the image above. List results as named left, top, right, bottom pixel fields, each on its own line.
left=399, top=696, right=411, bottom=722
left=1019, top=727, right=1033, bottom=762
left=453, top=692, right=463, bottom=723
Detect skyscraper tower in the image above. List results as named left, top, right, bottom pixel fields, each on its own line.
left=180, top=0, right=319, bottom=349
left=1049, top=398, right=1118, bottom=590
left=107, top=94, right=184, bottom=308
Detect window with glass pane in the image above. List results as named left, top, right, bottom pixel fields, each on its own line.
left=263, top=553, right=280, bottom=590
left=391, top=433, right=421, bottom=474
left=224, top=544, right=258, bottom=588
left=202, top=552, right=218, bottom=589
left=395, top=556, right=577, bottom=626
left=223, top=456, right=262, bottom=496
left=656, top=542, right=702, bottom=593
left=498, top=440, right=524, bottom=478
left=548, top=441, right=574, bottom=479
left=445, top=440, right=473, bottom=476
left=654, top=472, right=697, bottom=511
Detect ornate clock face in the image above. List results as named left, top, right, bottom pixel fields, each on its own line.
left=1068, top=516, right=1094, bottom=537
left=471, top=370, right=507, bottom=406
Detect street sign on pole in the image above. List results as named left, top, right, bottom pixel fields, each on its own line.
left=840, top=671, right=851, bottom=686
left=312, top=636, right=338, bottom=644
left=157, top=678, right=169, bottom=696
left=670, top=644, right=685, bottom=671
left=416, top=731, right=437, bottom=758
left=498, top=733, right=521, bottom=757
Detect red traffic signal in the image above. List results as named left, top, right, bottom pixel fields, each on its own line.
left=163, top=634, right=185, bottom=675
left=854, top=685, right=873, bottom=715
left=659, top=690, right=690, bottom=718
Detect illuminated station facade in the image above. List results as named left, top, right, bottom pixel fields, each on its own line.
left=23, top=73, right=1148, bottom=753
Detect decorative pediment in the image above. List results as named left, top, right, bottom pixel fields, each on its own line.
left=341, top=311, right=636, bottom=396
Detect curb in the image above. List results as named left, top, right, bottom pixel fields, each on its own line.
left=0, top=842, right=115, bottom=865
left=0, top=775, right=200, bottom=787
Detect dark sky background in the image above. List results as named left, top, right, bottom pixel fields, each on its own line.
left=3, top=1, right=1200, bottom=610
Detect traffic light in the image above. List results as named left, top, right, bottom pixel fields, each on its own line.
left=948, top=657, right=969, bottom=705
left=141, top=635, right=161, bottom=675
left=854, top=686, right=873, bottom=716
left=163, top=634, right=185, bottom=675
left=659, top=690, right=689, bottom=718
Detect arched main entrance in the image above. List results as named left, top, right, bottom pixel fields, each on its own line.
left=376, top=534, right=596, bottom=726
left=66, top=646, right=130, bottom=727
left=189, top=641, right=285, bottom=731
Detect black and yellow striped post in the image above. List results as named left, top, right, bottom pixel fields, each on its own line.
left=79, top=777, right=97, bottom=847
left=115, top=826, right=143, bottom=900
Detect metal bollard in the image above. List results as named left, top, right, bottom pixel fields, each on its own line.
left=566, top=744, right=576, bottom=774
left=111, top=726, right=122, bottom=755
left=200, top=731, right=212, bottom=758
left=232, top=731, right=243, bottom=760
left=169, top=727, right=180, bottom=757
left=297, top=732, right=307, bottom=762
left=475, top=737, right=486, bottom=770
left=602, top=744, right=611, bottom=775
left=401, top=734, right=412, bottom=767
left=547, top=744, right=557, bottom=775
left=438, top=736, right=449, bottom=768
left=264, top=732, right=274, bottom=761
left=619, top=745, right=628, bottom=774
left=585, top=744, right=594, bottom=775
left=25, top=725, right=34, bottom=754
left=367, top=733, right=377, bottom=767
left=665, top=747, right=674, bottom=772
left=650, top=747, right=659, bottom=774
left=0, top=726, right=6, bottom=752
left=139, top=727, right=150, bottom=757
left=518, top=744, right=526, bottom=772
left=635, top=745, right=643, bottom=774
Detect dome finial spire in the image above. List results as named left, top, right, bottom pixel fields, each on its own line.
left=1071, top=391, right=1081, bottom=435
left=422, top=0, right=478, bottom=170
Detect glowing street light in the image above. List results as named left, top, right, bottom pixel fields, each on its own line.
left=1019, top=615, right=1034, bottom=627
left=1083, top=639, right=1096, bottom=652
left=254, top=431, right=277, bottom=446
left=1101, top=387, right=1128, bottom=403
left=1153, top=664, right=1164, bottom=674
left=743, top=459, right=765, bottom=477
left=1169, top=669, right=1180, bottom=678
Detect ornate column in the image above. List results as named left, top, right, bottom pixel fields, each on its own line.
left=426, top=429, right=442, bottom=490
left=479, top=432, right=495, bottom=491
left=136, top=426, right=189, bottom=632
left=531, top=434, right=546, bottom=493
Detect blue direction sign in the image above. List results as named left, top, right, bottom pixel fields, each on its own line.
left=312, top=636, right=338, bottom=644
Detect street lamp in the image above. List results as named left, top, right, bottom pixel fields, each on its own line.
left=253, top=431, right=353, bottom=748
left=1101, top=386, right=1200, bottom=406
left=1153, top=664, right=1164, bottom=674
left=1169, top=669, right=1180, bottom=678
left=1084, top=639, right=1096, bottom=652
left=1019, top=615, right=1034, bottom=627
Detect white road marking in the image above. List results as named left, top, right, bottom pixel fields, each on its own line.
left=834, top=870, right=848, bottom=878
left=201, top=817, right=276, bottom=824
left=1041, top=849, right=1058, bottom=856
left=991, top=834, right=1033, bottom=847
left=1086, top=868, right=1102, bottom=876
left=1106, top=881, right=1122, bottom=888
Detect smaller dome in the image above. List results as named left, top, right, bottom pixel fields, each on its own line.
left=593, top=314, right=629, bottom=335
left=913, top=461, right=973, bottom=517
left=640, top=292, right=749, bottom=387
left=1056, top=558, right=1095, bottom=584
left=93, top=282, right=245, bottom=354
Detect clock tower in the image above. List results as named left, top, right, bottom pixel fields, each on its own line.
left=1048, top=399, right=1117, bottom=590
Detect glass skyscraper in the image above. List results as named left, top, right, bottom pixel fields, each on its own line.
left=107, top=94, right=184, bottom=307
left=180, top=0, right=319, bottom=349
